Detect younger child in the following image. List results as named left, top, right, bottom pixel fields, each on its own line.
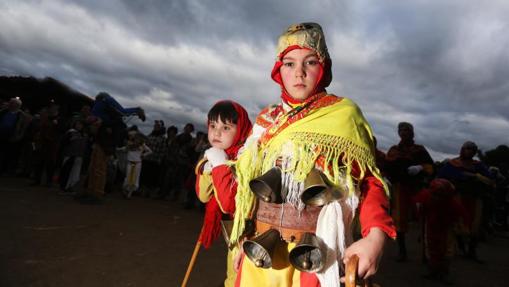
left=413, top=178, right=466, bottom=284
left=119, top=126, right=152, bottom=199
left=195, top=100, right=252, bottom=287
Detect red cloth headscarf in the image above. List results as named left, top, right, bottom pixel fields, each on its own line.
left=224, top=100, right=252, bottom=159
left=270, top=45, right=332, bottom=105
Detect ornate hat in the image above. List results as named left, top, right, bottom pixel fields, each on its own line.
left=275, top=22, right=330, bottom=63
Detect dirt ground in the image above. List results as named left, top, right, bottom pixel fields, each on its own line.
left=1, top=176, right=508, bottom=287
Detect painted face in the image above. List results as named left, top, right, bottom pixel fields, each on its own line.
left=280, top=49, right=321, bottom=101
left=207, top=119, right=237, bottom=150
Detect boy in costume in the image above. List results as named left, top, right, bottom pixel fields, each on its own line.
left=195, top=100, right=252, bottom=286
left=231, top=23, right=396, bottom=287
left=413, top=178, right=466, bottom=283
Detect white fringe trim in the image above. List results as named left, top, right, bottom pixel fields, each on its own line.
left=316, top=192, right=359, bottom=287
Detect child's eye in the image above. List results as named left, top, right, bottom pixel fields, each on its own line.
left=305, top=60, right=319, bottom=66
left=223, top=126, right=230, bottom=131
left=283, top=62, right=294, bottom=67
left=209, top=124, right=215, bottom=129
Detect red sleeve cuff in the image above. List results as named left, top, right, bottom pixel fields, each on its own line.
left=359, top=176, right=397, bottom=239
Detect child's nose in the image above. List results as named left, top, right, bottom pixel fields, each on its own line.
left=295, top=65, right=305, bottom=77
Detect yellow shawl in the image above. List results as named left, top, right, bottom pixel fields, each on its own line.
left=231, top=95, right=387, bottom=245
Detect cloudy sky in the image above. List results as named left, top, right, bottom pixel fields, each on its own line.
left=1, top=0, right=508, bottom=160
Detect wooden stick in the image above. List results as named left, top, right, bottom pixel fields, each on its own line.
left=345, top=255, right=374, bottom=287
left=181, top=238, right=202, bottom=287
left=345, top=254, right=359, bottom=287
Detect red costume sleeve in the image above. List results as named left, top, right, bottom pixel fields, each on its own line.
left=359, top=176, right=397, bottom=239
left=211, top=164, right=238, bottom=215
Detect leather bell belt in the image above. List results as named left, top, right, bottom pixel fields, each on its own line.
left=254, top=200, right=321, bottom=243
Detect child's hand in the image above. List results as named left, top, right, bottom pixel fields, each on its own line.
left=343, top=227, right=386, bottom=279
left=204, top=147, right=228, bottom=167
left=233, top=239, right=245, bottom=272
left=233, top=251, right=243, bottom=272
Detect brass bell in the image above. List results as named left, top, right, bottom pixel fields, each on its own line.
left=249, top=167, right=282, bottom=203
left=301, top=169, right=344, bottom=206
left=242, top=229, right=281, bottom=269
left=288, top=232, right=324, bottom=273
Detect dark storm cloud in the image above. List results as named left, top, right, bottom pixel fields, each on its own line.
left=324, top=1, right=509, bottom=158
left=1, top=0, right=508, bottom=159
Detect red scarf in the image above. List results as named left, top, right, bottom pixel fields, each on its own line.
left=223, top=100, right=252, bottom=159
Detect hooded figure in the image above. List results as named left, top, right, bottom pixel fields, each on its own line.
left=232, top=23, right=395, bottom=287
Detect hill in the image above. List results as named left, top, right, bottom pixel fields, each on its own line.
left=0, top=76, right=93, bottom=116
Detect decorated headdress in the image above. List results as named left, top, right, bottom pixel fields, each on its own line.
left=275, top=22, right=330, bottom=63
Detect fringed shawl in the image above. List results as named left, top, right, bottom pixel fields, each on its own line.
left=230, top=94, right=387, bottom=245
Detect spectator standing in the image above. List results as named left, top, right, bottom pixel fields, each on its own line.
left=31, top=108, right=59, bottom=186
left=119, top=126, right=152, bottom=199
left=169, top=123, right=195, bottom=202
left=141, top=120, right=167, bottom=197
left=0, top=98, right=30, bottom=175
left=385, top=122, right=434, bottom=261
left=437, top=141, right=495, bottom=262
left=156, top=126, right=179, bottom=200
left=58, top=120, right=87, bottom=194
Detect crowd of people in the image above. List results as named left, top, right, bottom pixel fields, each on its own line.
left=377, top=122, right=509, bottom=284
left=0, top=94, right=211, bottom=210
left=1, top=22, right=509, bottom=287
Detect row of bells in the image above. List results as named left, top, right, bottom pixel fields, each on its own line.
left=242, top=167, right=346, bottom=272
left=249, top=167, right=345, bottom=206
left=243, top=229, right=324, bottom=272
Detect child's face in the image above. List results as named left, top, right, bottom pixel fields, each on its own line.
left=208, top=119, right=237, bottom=150
left=280, top=49, right=321, bottom=100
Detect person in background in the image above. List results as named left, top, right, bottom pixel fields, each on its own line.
left=385, top=122, right=434, bottom=261
left=77, top=117, right=114, bottom=204
left=413, top=178, right=466, bottom=284
left=0, top=98, right=30, bottom=175
left=58, top=119, right=87, bottom=194
left=183, top=131, right=210, bottom=209
left=437, top=141, right=495, bottom=262
left=170, top=123, right=195, bottom=203
left=141, top=120, right=167, bottom=197
left=118, top=126, right=152, bottom=199
left=156, top=125, right=179, bottom=200
left=31, top=107, right=59, bottom=187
